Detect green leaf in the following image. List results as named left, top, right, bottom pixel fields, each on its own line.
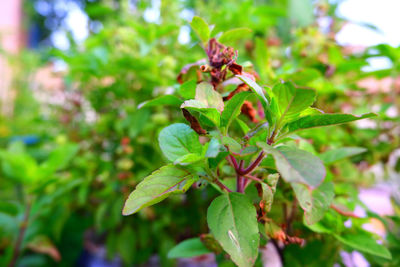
left=181, top=102, right=221, bottom=126
left=319, top=147, right=367, bottom=164
left=220, top=91, right=251, bottom=133
left=235, top=118, right=250, bottom=135
left=299, top=107, right=324, bottom=116
left=174, top=153, right=203, bottom=166
left=178, top=80, right=196, bottom=99
left=218, top=28, right=252, bottom=45
left=292, top=181, right=334, bottom=225
left=285, top=113, right=377, bottom=134
left=117, top=226, right=136, bottom=264
left=194, top=82, right=224, bottom=112
left=257, top=143, right=326, bottom=187
left=181, top=82, right=224, bottom=127
left=158, top=123, right=202, bottom=162
left=236, top=75, right=268, bottom=105
left=0, top=150, right=38, bottom=183
left=205, top=138, right=222, bottom=158
left=272, top=81, right=316, bottom=123
left=38, top=143, right=79, bottom=178
left=0, top=201, right=19, bottom=216
left=168, top=238, right=211, bottom=259
left=138, top=95, right=183, bottom=109
left=261, top=174, right=279, bottom=212
left=237, top=75, right=272, bottom=123
left=190, top=16, right=210, bottom=45
left=123, top=165, right=197, bottom=215
left=334, top=231, right=392, bottom=260
left=222, top=136, right=241, bottom=154
left=207, top=193, right=259, bottom=267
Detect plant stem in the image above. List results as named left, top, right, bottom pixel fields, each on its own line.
left=267, top=129, right=277, bottom=145
left=244, top=174, right=264, bottom=184
left=8, top=200, right=32, bottom=267
left=228, top=154, right=239, bottom=170
left=204, top=162, right=232, bottom=193
left=236, top=160, right=244, bottom=192
left=238, top=151, right=265, bottom=175
left=214, top=179, right=233, bottom=193
left=236, top=173, right=244, bottom=193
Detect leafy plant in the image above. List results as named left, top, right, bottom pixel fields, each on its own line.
left=0, top=141, right=79, bottom=266
left=123, top=17, right=391, bottom=266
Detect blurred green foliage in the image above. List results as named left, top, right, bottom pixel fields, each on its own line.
left=0, top=0, right=399, bottom=266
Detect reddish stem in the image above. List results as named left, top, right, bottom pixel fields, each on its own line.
left=236, top=161, right=244, bottom=192
left=214, top=179, right=233, bottom=193
left=229, top=154, right=239, bottom=170
left=238, top=152, right=265, bottom=175
left=245, top=174, right=264, bottom=183
left=8, top=201, right=31, bottom=267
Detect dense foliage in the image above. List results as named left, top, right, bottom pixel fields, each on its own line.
left=0, top=1, right=399, bottom=266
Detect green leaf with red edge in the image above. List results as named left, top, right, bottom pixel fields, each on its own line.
left=122, top=165, right=197, bottom=215
left=284, top=113, right=377, bottom=134
left=181, top=82, right=224, bottom=127
left=272, top=81, right=316, bottom=123
left=257, top=142, right=326, bottom=188
left=292, top=181, right=334, bottom=225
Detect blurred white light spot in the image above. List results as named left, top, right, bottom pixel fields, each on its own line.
left=143, top=0, right=161, bottom=23
left=180, top=9, right=195, bottom=21
left=178, top=26, right=191, bottom=44
left=336, top=23, right=385, bottom=47
left=65, top=2, right=89, bottom=43
left=336, top=0, right=400, bottom=47
left=362, top=57, right=393, bottom=72
left=51, top=30, right=70, bottom=50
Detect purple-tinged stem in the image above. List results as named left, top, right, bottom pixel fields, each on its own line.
left=236, top=160, right=244, bottom=192
left=214, top=179, right=233, bottom=193
left=229, top=154, right=239, bottom=170
left=238, top=152, right=265, bottom=175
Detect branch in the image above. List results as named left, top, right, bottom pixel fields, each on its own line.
left=238, top=152, right=265, bottom=175
left=8, top=200, right=32, bottom=267
left=214, top=179, right=233, bottom=193
left=236, top=160, right=244, bottom=192
left=228, top=154, right=239, bottom=170
left=244, top=174, right=264, bottom=184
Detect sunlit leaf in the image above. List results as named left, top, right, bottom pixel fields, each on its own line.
left=123, top=165, right=197, bottom=215
left=257, top=143, right=325, bottom=187
left=207, top=193, right=259, bottom=267
left=285, top=113, right=377, bottom=134
left=158, top=123, right=202, bottom=162
left=190, top=16, right=210, bottom=45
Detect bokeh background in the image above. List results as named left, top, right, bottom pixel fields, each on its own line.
left=0, top=0, right=399, bottom=266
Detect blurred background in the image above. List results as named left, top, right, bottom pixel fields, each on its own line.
left=0, top=0, right=399, bottom=266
